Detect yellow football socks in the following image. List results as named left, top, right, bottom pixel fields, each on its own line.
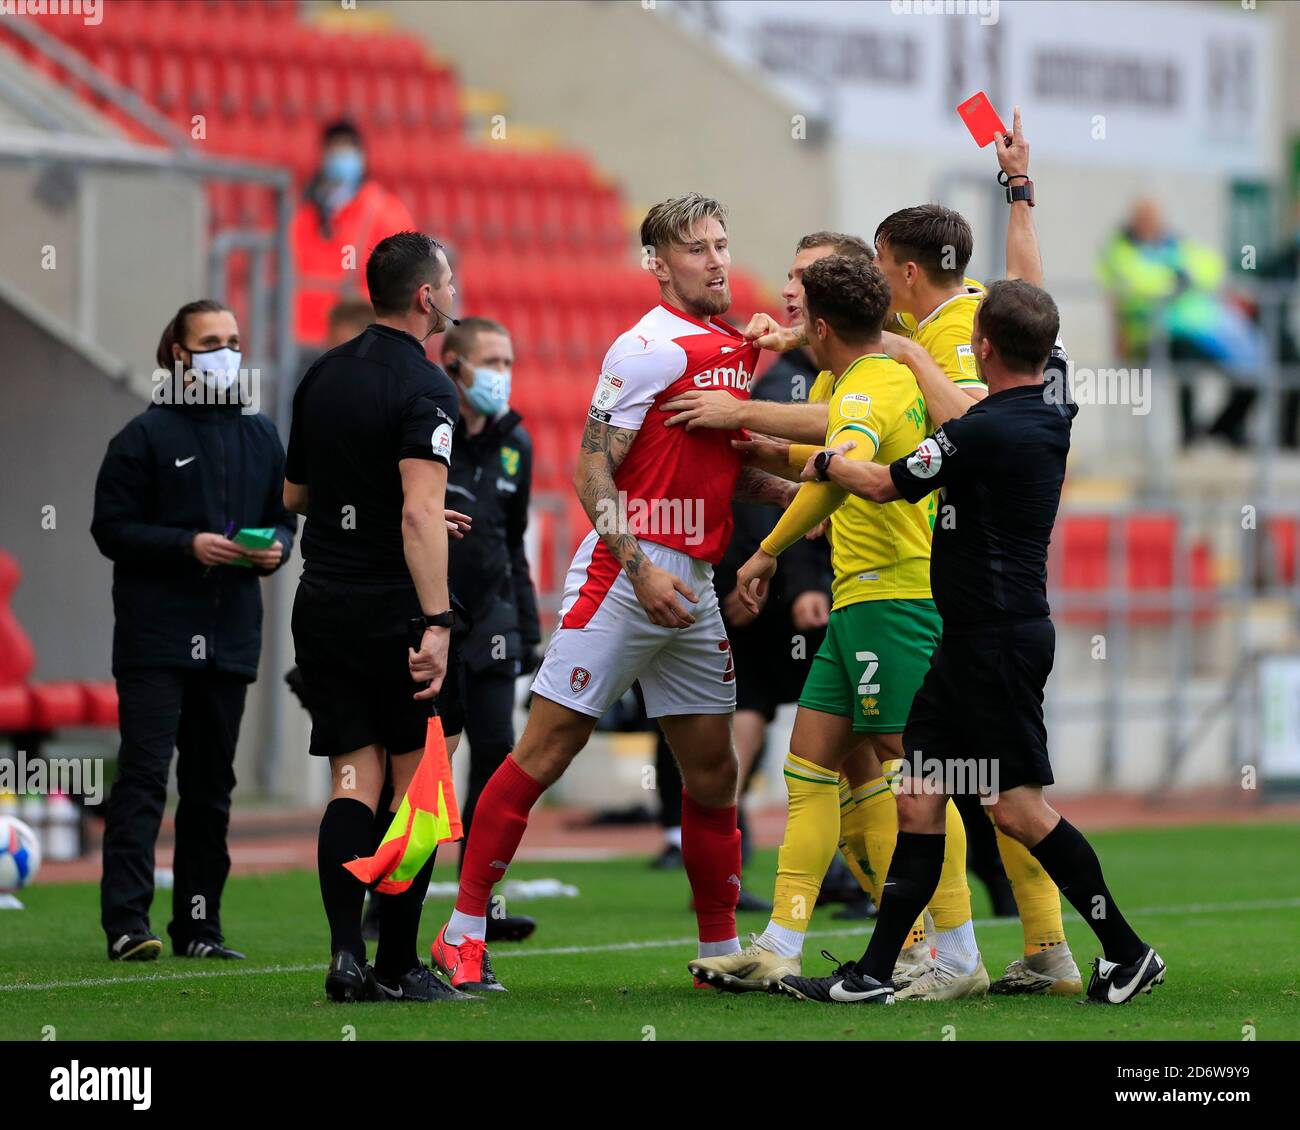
left=992, top=818, right=1068, bottom=954
left=770, top=753, right=841, bottom=933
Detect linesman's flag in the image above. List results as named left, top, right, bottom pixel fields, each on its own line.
left=343, top=678, right=462, bottom=892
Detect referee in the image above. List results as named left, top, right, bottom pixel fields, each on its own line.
left=779, top=280, right=1168, bottom=1007
left=284, top=231, right=468, bottom=1003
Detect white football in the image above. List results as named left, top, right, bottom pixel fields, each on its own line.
left=0, top=816, right=41, bottom=893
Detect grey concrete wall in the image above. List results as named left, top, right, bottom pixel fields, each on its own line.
left=0, top=289, right=141, bottom=682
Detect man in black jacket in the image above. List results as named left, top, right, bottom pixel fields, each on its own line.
left=439, top=317, right=542, bottom=942
left=92, top=299, right=296, bottom=962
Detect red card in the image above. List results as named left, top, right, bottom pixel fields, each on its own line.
left=956, top=91, right=1006, bottom=148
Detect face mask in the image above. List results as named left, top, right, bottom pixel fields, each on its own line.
left=322, top=148, right=364, bottom=191
left=189, top=346, right=242, bottom=393
left=465, top=366, right=511, bottom=417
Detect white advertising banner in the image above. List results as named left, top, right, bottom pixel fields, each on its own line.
left=663, top=0, right=1278, bottom=175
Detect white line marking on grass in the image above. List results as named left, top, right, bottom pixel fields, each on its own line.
left=3, top=896, right=1296, bottom=994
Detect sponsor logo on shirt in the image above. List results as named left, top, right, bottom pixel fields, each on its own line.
left=432, top=422, right=454, bottom=461
left=907, top=437, right=943, bottom=479
left=838, top=392, right=872, bottom=420
left=693, top=356, right=753, bottom=391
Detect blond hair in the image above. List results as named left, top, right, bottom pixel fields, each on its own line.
left=640, top=193, right=728, bottom=260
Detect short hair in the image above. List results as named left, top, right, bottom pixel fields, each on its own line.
left=442, top=316, right=510, bottom=360
left=365, top=231, right=446, bottom=317
left=323, top=119, right=362, bottom=148
left=875, top=205, right=972, bottom=287
left=156, top=299, right=232, bottom=369
left=640, top=192, right=728, bottom=259
left=802, top=254, right=891, bottom=345
left=976, top=279, right=1060, bottom=373
left=327, top=297, right=374, bottom=333
left=796, top=231, right=874, bottom=260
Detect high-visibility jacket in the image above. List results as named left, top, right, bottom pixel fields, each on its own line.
left=291, top=180, right=414, bottom=344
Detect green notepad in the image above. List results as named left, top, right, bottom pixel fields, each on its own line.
left=229, top=527, right=277, bottom=567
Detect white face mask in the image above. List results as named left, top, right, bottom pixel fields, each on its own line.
left=189, top=347, right=242, bottom=392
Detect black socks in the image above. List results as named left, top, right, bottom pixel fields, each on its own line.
left=374, top=845, right=438, bottom=982
left=859, top=831, right=946, bottom=982
left=1030, top=817, right=1146, bottom=965
left=317, top=797, right=374, bottom=963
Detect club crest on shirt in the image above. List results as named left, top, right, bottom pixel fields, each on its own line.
left=570, top=667, right=591, bottom=693
left=908, top=437, right=944, bottom=479
left=500, top=446, right=520, bottom=477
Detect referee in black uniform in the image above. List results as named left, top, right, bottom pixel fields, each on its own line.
left=778, top=279, right=1167, bottom=1007
left=284, top=231, right=468, bottom=1003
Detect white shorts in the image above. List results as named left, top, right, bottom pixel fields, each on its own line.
left=531, top=532, right=736, bottom=719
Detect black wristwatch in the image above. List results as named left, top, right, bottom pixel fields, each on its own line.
left=998, top=171, right=1034, bottom=207
left=417, top=611, right=455, bottom=630
left=814, top=449, right=836, bottom=481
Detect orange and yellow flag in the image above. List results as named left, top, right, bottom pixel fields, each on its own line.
left=342, top=715, right=462, bottom=894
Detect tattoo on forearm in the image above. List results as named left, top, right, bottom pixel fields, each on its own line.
left=577, top=416, right=645, bottom=577
left=735, top=466, right=796, bottom=507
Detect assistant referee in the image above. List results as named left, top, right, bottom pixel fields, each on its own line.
left=284, top=231, right=467, bottom=1003
left=779, top=280, right=1167, bottom=1007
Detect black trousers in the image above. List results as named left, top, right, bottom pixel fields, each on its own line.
left=456, top=663, right=518, bottom=867
left=100, top=667, right=247, bottom=945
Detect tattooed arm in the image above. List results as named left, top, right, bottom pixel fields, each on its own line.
left=574, top=416, right=699, bottom=628
left=734, top=465, right=798, bottom=507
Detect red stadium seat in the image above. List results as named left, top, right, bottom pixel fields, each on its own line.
left=82, top=683, right=120, bottom=728
left=0, top=685, right=32, bottom=732
left=29, top=684, right=87, bottom=730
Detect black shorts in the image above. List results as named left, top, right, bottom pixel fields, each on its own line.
left=292, top=577, right=465, bottom=758
left=730, top=609, right=824, bottom=722
left=902, top=617, right=1055, bottom=794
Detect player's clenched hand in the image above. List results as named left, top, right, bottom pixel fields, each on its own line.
left=661, top=389, right=743, bottom=431
left=445, top=508, right=473, bottom=539
left=744, top=312, right=806, bottom=352
left=799, top=440, right=856, bottom=481
left=994, top=105, right=1029, bottom=179
left=736, top=549, right=777, bottom=617
left=880, top=330, right=920, bottom=364
left=409, top=625, right=450, bottom=699
left=723, top=583, right=763, bottom=628
left=791, top=590, right=830, bottom=631
left=631, top=561, right=698, bottom=629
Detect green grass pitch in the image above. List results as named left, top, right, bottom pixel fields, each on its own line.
left=1, top=822, right=1296, bottom=1041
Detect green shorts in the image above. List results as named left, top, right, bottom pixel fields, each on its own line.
left=797, top=598, right=942, bottom=732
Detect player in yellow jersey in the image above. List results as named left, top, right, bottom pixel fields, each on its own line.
left=675, top=111, right=1081, bottom=998
left=687, top=253, right=987, bottom=1001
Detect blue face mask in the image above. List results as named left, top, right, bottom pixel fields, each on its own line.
left=321, top=147, right=364, bottom=192
left=465, top=366, right=511, bottom=417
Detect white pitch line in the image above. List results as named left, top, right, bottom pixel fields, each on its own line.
left=2, top=896, right=1297, bottom=995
